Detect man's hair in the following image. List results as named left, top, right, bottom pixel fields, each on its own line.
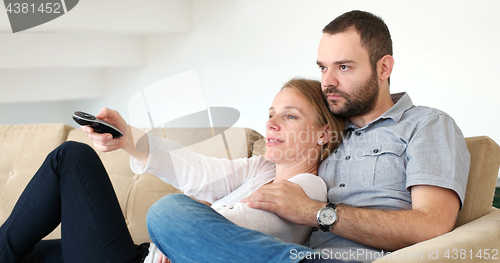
left=323, top=10, right=392, bottom=72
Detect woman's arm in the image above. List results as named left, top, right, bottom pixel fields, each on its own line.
left=84, top=108, right=274, bottom=203
left=132, top=133, right=274, bottom=203
left=83, top=108, right=149, bottom=166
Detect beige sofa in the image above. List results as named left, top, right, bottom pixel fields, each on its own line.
left=1, top=124, right=499, bottom=262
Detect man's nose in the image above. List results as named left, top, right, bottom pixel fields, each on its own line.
left=322, top=71, right=339, bottom=90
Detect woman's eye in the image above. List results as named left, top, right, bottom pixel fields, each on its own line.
left=269, top=115, right=273, bottom=119
left=286, top=114, right=296, bottom=119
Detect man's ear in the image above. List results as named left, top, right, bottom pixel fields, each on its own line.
left=377, top=55, right=394, bottom=82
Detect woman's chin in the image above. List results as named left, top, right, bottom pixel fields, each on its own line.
left=265, top=150, right=283, bottom=164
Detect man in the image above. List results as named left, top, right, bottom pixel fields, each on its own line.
left=146, top=10, right=470, bottom=262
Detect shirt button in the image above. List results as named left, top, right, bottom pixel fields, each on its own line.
left=373, top=149, right=380, bottom=154
left=355, top=131, right=361, bottom=136
left=339, top=183, right=345, bottom=187
left=345, top=156, right=351, bottom=160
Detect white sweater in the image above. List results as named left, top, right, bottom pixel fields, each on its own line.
left=131, top=134, right=327, bottom=261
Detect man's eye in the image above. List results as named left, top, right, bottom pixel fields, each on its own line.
left=319, top=66, right=326, bottom=72
left=340, top=65, right=348, bottom=71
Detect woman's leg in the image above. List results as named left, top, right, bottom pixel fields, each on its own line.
left=20, top=240, right=63, bottom=263
left=0, top=141, right=138, bottom=263
left=146, top=194, right=314, bottom=263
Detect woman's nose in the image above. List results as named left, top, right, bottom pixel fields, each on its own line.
left=266, top=117, right=279, bottom=131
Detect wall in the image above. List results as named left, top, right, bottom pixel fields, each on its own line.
left=1, top=0, right=499, bottom=150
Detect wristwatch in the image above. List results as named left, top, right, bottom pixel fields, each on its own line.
left=316, top=203, right=338, bottom=232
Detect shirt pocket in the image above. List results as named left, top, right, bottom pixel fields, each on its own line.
left=361, top=142, right=407, bottom=189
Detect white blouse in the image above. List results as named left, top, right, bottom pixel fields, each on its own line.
left=132, top=134, right=327, bottom=261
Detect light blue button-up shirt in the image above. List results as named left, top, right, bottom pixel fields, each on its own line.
left=310, top=92, right=470, bottom=261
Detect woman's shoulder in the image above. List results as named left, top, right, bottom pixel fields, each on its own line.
left=287, top=173, right=327, bottom=202
left=288, top=173, right=325, bottom=184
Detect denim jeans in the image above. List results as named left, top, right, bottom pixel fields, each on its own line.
left=0, top=141, right=142, bottom=263
left=147, top=193, right=319, bottom=263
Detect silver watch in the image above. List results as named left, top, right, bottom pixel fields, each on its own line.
left=316, top=203, right=338, bottom=232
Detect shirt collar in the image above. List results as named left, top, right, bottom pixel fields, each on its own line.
left=345, top=92, right=413, bottom=131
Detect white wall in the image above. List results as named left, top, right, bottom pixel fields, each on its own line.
left=1, top=0, right=499, bottom=147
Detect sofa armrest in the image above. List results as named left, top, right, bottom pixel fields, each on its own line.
left=374, top=208, right=500, bottom=262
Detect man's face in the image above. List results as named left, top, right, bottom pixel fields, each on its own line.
left=317, top=31, right=380, bottom=117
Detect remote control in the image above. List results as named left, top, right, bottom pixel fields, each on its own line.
left=72, top=111, right=123, bottom=138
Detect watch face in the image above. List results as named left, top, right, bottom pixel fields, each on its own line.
left=320, top=208, right=337, bottom=225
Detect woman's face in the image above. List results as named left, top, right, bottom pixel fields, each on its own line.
left=265, top=87, right=326, bottom=165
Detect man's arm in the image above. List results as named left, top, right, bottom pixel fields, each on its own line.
left=330, top=185, right=459, bottom=251
left=242, top=182, right=460, bottom=251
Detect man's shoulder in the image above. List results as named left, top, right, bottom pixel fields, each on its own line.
left=401, top=104, right=455, bottom=126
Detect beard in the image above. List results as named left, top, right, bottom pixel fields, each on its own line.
left=323, top=70, right=379, bottom=117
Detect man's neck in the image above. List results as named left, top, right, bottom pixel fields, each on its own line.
left=349, top=89, right=394, bottom=128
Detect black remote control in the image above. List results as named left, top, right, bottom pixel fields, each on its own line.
left=72, top=111, right=123, bottom=138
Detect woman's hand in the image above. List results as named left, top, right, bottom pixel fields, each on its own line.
left=82, top=107, right=150, bottom=166
left=82, top=107, right=131, bottom=152
left=157, top=252, right=171, bottom=263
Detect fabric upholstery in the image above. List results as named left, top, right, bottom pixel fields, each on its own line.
left=0, top=124, right=73, bottom=239
left=456, top=136, right=500, bottom=227
left=376, top=208, right=500, bottom=263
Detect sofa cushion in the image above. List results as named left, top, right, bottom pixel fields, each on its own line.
left=455, top=136, right=500, bottom=227
left=0, top=124, right=73, bottom=239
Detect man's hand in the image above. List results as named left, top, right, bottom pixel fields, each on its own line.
left=241, top=180, right=325, bottom=227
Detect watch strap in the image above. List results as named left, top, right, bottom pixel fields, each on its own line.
left=326, top=203, right=337, bottom=210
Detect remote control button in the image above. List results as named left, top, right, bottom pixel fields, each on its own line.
left=83, top=113, right=95, bottom=120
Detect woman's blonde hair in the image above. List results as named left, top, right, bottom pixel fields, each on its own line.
left=281, top=78, right=344, bottom=161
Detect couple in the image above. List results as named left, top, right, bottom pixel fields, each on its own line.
left=0, top=10, right=470, bottom=263
left=0, top=77, right=342, bottom=263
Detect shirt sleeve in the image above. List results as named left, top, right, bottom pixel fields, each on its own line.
left=405, top=113, right=471, bottom=209
left=130, top=133, right=274, bottom=203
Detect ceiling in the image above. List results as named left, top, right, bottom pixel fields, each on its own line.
left=0, top=0, right=194, bottom=103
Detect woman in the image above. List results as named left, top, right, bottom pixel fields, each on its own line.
left=144, top=78, right=343, bottom=262
left=0, top=78, right=343, bottom=263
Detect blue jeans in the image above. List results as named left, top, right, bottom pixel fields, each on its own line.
left=147, top=194, right=317, bottom=263
left=0, top=141, right=144, bottom=263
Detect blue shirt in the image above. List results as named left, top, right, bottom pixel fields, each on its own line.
left=310, top=92, right=470, bottom=260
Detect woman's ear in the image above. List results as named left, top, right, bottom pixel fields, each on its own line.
left=318, top=125, right=331, bottom=146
